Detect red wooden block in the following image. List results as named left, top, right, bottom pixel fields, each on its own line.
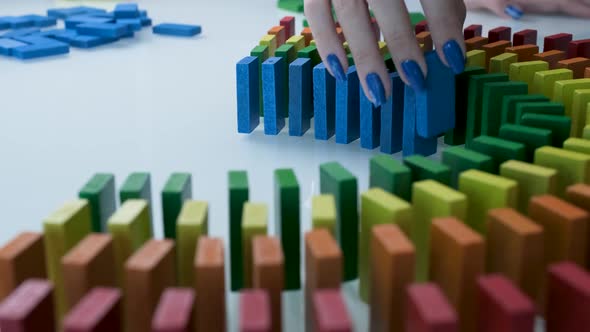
left=544, top=33, right=573, bottom=52
left=568, top=39, right=590, bottom=59
left=0, top=279, right=55, bottom=332
left=477, top=275, right=535, bottom=332
left=513, top=29, right=537, bottom=46
left=415, top=20, right=428, bottom=34
left=556, top=57, right=590, bottom=79
left=313, top=289, right=352, bottom=332
left=546, top=262, right=590, bottom=331
left=463, top=24, right=482, bottom=40
left=152, top=288, right=195, bottom=332
left=488, top=26, right=511, bottom=43
left=280, top=16, right=295, bottom=39
left=240, top=290, right=271, bottom=332
left=63, top=287, right=122, bottom=332
left=406, top=283, right=458, bottom=332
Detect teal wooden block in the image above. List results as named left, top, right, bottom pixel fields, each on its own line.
left=274, top=168, right=300, bottom=290
left=161, top=173, right=192, bottom=239
left=369, top=155, right=412, bottom=201
left=79, top=173, right=116, bottom=233
left=442, top=146, right=494, bottom=188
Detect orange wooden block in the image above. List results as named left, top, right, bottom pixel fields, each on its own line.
left=0, top=232, right=46, bottom=302
left=336, top=27, right=345, bottom=44
left=532, top=50, right=567, bottom=69
left=430, top=217, right=485, bottom=332
left=486, top=208, right=544, bottom=306
left=556, top=57, right=590, bottom=79
left=505, top=44, right=539, bottom=62
left=465, top=36, right=488, bottom=52
left=301, top=27, right=313, bottom=47
left=416, top=31, right=433, bottom=52
left=253, top=236, right=284, bottom=332
left=482, top=40, right=512, bottom=69
left=124, top=239, right=176, bottom=332
left=586, top=67, right=590, bottom=78
left=566, top=183, right=590, bottom=268
left=268, top=26, right=286, bottom=47
left=305, top=229, right=342, bottom=332
left=369, top=224, right=415, bottom=332
left=194, top=237, right=225, bottom=332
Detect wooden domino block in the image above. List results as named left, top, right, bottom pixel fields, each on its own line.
left=406, top=283, right=458, bottom=332
left=312, top=195, right=336, bottom=235
left=176, top=200, right=208, bottom=287
left=415, top=20, right=428, bottom=34
left=552, top=78, right=590, bottom=116
left=162, top=173, right=192, bottom=239
left=571, top=89, right=590, bottom=137
left=240, top=290, right=271, bottom=332
left=567, top=39, right=590, bottom=58
left=465, top=50, right=485, bottom=68
left=534, top=146, right=590, bottom=197
left=242, top=203, right=268, bottom=288
left=360, top=73, right=381, bottom=150
left=458, top=170, right=517, bottom=233
left=482, top=41, right=512, bottom=69
left=301, top=27, right=313, bottom=47
left=486, top=208, right=544, bottom=303
left=229, top=170, right=248, bottom=291
left=556, top=57, right=590, bottom=79
left=531, top=69, right=573, bottom=98
left=465, top=37, right=488, bottom=52
left=253, top=236, right=284, bottom=332
left=119, top=172, right=151, bottom=212
left=515, top=102, right=565, bottom=124
left=195, top=237, right=225, bottom=332
left=298, top=45, right=321, bottom=67
left=151, top=288, right=195, bottom=332
left=274, top=169, right=300, bottom=290
left=335, top=66, right=360, bottom=144
left=498, top=124, right=553, bottom=162
left=0, top=279, right=55, bottom=332
left=251, top=45, right=270, bottom=117
left=430, top=217, right=485, bottom=332
left=280, top=16, right=295, bottom=39
left=370, top=224, right=415, bottom=332
left=359, top=188, right=412, bottom=300
left=468, top=136, right=526, bottom=173
left=289, top=57, right=312, bottom=136
left=489, top=26, right=511, bottom=43
left=509, top=61, right=550, bottom=86
left=477, top=275, right=535, bottom=332
left=489, top=53, right=517, bottom=74
left=78, top=173, right=116, bottom=232
left=268, top=26, right=286, bottom=46
left=237, top=56, right=261, bottom=134
left=404, top=155, right=451, bottom=186
left=442, top=146, right=494, bottom=188
left=124, top=239, right=176, bottom=332
left=499, top=160, right=557, bottom=213
left=63, top=287, right=122, bottom=332
left=286, top=35, right=305, bottom=52
left=61, top=234, right=116, bottom=311
left=260, top=34, right=277, bottom=56
left=505, top=45, right=538, bottom=62
left=566, top=183, right=590, bottom=216
left=544, top=33, right=573, bottom=52
left=369, top=155, right=412, bottom=201
left=481, top=81, right=528, bottom=137
left=463, top=24, right=482, bottom=40
left=416, top=31, right=432, bottom=52
left=380, top=72, right=404, bottom=154
left=513, top=29, right=537, bottom=46
left=564, top=137, right=590, bottom=155
left=0, top=232, right=46, bottom=301
left=546, top=262, right=590, bottom=330
left=501, top=94, right=549, bottom=124
left=313, top=289, right=352, bottom=332
left=532, top=50, right=567, bottom=69
left=314, top=63, right=336, bottom=140
left=263, top=57, right=287, bottom=134
left=586, top=67, right=590, bottom=78
left=520, top=114, right=571, bottom=147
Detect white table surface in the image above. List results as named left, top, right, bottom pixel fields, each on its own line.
left=0, top=0, right=587, bottom=330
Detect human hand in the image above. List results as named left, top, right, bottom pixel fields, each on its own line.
left=465, top=0, right=590, bottom=18
left=304, top=0, right=467, bottom=107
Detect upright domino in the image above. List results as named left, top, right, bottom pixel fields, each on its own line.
left=380, top=72, right=404, bottom=154
left=534, top=146, right=590, bottom=197
left=119, top=172, right=151, bottom=214
left=274, top=169, right=300, bottom=290
left=406, top=283, right=458, bottom=332
left=237, top=56, right=261, bottom=134
left=0, top=279, right=55, bottom=332
left=313, top=289, right=352, bottom=332
left=369, top=155, right=412, bottom=201
left=313, top=63, right=336, bottom=140
left=229, top=171, right=249, bottom=291
left=195, top=237, right=225, bottom=332
left=252, top=236, right=284, bottom=332
left=161, top=172, right=192, bottom=239
left=288, top=58, right=312, bottom=136
left=0, top=232, right=46, bottom=301
left=62, top=287, right=122, bottom=332
left=335, top=66, right=360, bottom=144
left=176, top=200, right=208, bottom=287
left=546, top=262, right=590, bottom=331
left=262, top=57, right=287, bottom=135
left=311, top=195, right=336, bottom=235
left=151, top=288, right=195, bottom=332
left=499, top=160, right=558, bottom=213
left=242, top=203, right=268, bottom=288
left=240, top=290, right=271, bottom=332
left=78, top=173, right=116, bottom=233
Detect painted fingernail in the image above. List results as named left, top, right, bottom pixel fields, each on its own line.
left=366, top=73, right=387, bottom=107
left=401, top=60, right=426, bottom=92
left=326, top=54, right=347, bottom=81
left=504, top=4, right=523, bottom=19
left=443, top=40, right=466, bottom=74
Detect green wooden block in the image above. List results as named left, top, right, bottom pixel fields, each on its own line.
left=347, top=53, right=354, bottom=66
left=277, top=0, right=303, bottom=12
left=78, top=173, right=116, bottom=233
left=508, top=61, right=549, bottom=86
left=469, top=135, right=526, bottom=173
left=229, top=170, right=248, bottom=291
left=275, top=44, right=296, bottom=65
left=242, top=202, right=268, bottom=288
left=458, top=170, right=518, bottom=234
left=43, top=199, right=92, bottom=317
left=274, top=168, right=300, bottom=290
left=369, top=155, right=412, bottom=201
left=162, top=173, right=192, bottom=239
left=412, top=180, right=467, bottom=282
left=534, top=146, right=590, bottom=197
left=441, top=146, right=494, bottom=188
left=320, top=162, right=358, bottom=281
left=465, top=73, right=509, bottom=147
left=251, top=45, right=270, bottom=116
left=359, top=188, right=412, bottom=301
left=584, top=125, right=590, bottom=140
left=531, top=69, right=573, bottom=98
left=499, top=160, right=558, bottom=213
left=521, top=114, right=572, bottom=147
left=303, top=18, right=308, bottom=27
left=489, top=53, right=518, bottom=74
left=501, top=94, right=549, bottom=125
left=176, top=200, right=208, bottom=287
left=515, top=102, right=565, bottom=124
left=120, top=172, right=151, bottom=204
left=409, top=12, right=426, bottom=26
left=107, top=199, right=152, bottom=287
left=571, top=89, right=590, bottom=137
left=553, top=78, right=590, bottom=116
left=499, top=124, right=553, bottom=162
left=384, top=53, right=396, bottom=72
left=481, top=81, right=528, bottom=137
left=297, top=45, right=321, bottom=67
left=564, top=137, right=590, bottom=155
left=445, top=66, right=486, bottom=146
left=312, top=194, right=336, bottom=235
left=404, top=155, right=452, bottom=189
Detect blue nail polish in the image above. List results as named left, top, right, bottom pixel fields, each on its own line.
left=366, top=73, right=387, bottom=107
left=326, top=54, right=347, bottom=81
left=401, top=60, right=426, bottom=92
left=443, top=40, right=465, bottom=74
left=504, top=4, right=523, bottom=19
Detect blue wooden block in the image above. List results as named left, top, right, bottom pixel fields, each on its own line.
left=140, top=10, right=148, bottom=18
left=288, top=57, right=312, bottom=136
left=415, top=51, right=456, bottom=138
left=403, top=84, right=438, bottom=157
left=1, top=16, right=35, bottom=29
left=2, top=28, right=40, bottom=38
left=380, top=72, right=405, bottom=154
left=0, top=38, right=28, bottom=56
left=12, top=43, right=69, bottom=59
left=20, top=15, right=57, bottom=28
left=359, top=80, right=380, bottom=150
left=140, top=17, right=152, bottom=27
left=116, top=19, right=142, bottom=31
left=70, top=35, right=118, bottom=48
left=11, top=36, right=64, bottom=45
left=76, top=22, right=131, bottom=38
left=47, top=7, right=106, bottom=19
left=335, top=66, right=360, bottom=144
left=41, top=29, right=78, bottom=43
left=0, top=20, right=8, bottom=30
left=313, top=63, right=336, bottom=140
left=114, top=3, right=140, bottom=19
left=237, top=56, right=261, bottom=134
left=152, top=23, right=201, bottom=37
left=65, top=15, right=114, bottom=29
left=263, top=57, right=287, bottom=135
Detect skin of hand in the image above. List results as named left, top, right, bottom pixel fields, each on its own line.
left=465, top=0, right=590, bottom=18
left=304, top=0, right=467, bottom=107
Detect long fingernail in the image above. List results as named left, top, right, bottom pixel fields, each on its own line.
left=443, top=40, right=465, bottom=74
left=366, top=73, right=386, bottom=107
left=401, top=60, right=426, bottom=92
left=326, top=54, right=346, bottom=81
left=504, top=4, right=523, bottom=19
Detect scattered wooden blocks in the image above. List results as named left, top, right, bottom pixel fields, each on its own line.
left=62, top=287, right=121, bottom=332
left=161, top=173, right=192, bottom=239
left=0, top=279, right=55, bottom=332
left=194, top=237, right=225, bottom=332
left=152, top=23, right=201, bottom=37
left=151, top=288, right=195, bottom=332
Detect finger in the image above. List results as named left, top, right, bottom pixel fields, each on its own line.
left=464, top=0, right=512, bottom=18
left=367, top=0, right=427, bottom=92
left=561, top=2, right=590, bottom=17
left=304, top=0, right=348, bottom=81
left=421, top=0, right=468, bottom=74
left=332, top=0, right=390, bottom=106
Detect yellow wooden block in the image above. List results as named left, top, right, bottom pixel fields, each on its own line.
left=242, top=202, right=268, bottom=288
left=571, top=89, right=590, bottom=137
left=343, top=41, right=350, bottom=53
left=553, top=78, right=590, bottom=116
left=532, top=69, right=573, bottom=99
left=176, top=200, right=208, bottom=287
left=499, top=160, right=558, bottom=214
left=466, top=50, right=486, bottom=68
left=489, top=53, right=518, bottom=74
left=378, top=41, right=388, bottom=56
left=310, top=39, right=316, bottom=46
left=534, top=146, right=590, bottom=197
left=286, top=35, right=305, bottom=53
left=260, top=34, right=277, bottom=56
left=509, top=61, right=550, bottom=86
left=564, top=137, right=590, bottom=155
left=584, top=125, right=590, bottom=140
left=312, top=194, right=336, bottom=236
